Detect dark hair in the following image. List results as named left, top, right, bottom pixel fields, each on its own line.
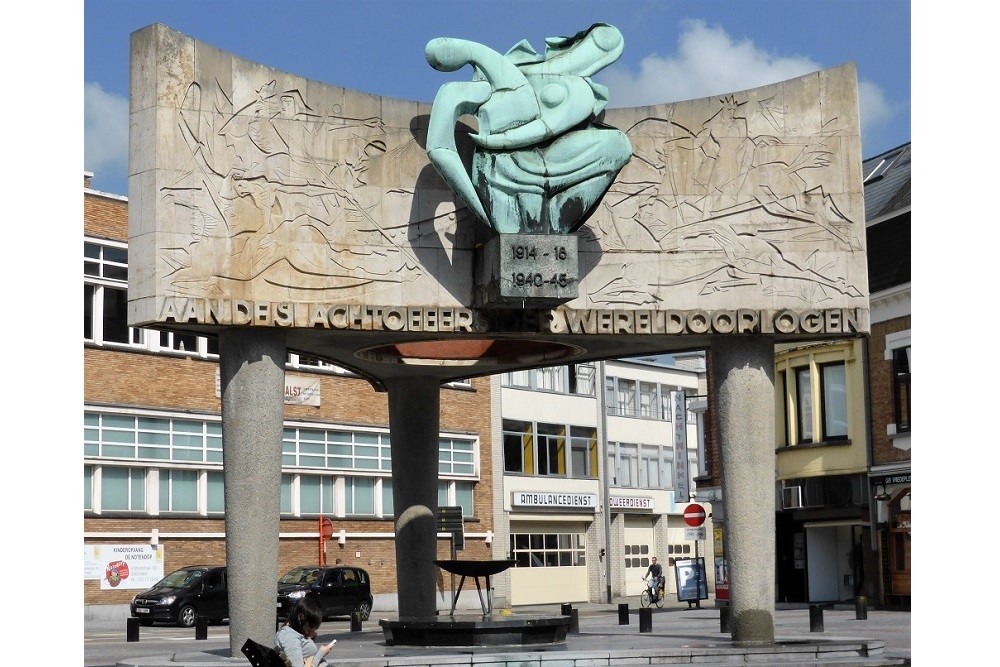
left=287, top=596, right=323, bottom=635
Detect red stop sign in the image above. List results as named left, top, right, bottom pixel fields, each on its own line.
left=683, top=503, right=706, bottom=527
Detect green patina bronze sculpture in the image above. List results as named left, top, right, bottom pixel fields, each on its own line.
left=425, top=23, right=633, bottom=234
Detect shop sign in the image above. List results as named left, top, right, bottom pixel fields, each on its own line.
left=609, top=496, right=654, bottom=510
left=215, top=369, right=321, bottom=406
left=871, top=473, right=910, bottom=486
left=512, top=492, right=597, bottom=509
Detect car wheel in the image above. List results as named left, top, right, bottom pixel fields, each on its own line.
left=177, top=604, right=197, bottom=627
left=356, top=600, right=372, bottom=621
left=137, top=617, right=154, bottom=627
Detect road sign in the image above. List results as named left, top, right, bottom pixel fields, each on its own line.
left=685, top=527, right=706, bottom=541
left=683, top=503, right=706, bottom=527
left=437, top=506, right=464, bottom=533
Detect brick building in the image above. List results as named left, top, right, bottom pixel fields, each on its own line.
left=83, top=174, right=494, bottom=619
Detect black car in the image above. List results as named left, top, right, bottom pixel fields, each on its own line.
left=276, top=565, right=373, bottom=621
left=130, top=566, right=228, bottom=627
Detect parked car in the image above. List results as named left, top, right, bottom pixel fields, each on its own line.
left=276, top=565, right=373, bottom=621
left=130, top=565, right=228, bottom=627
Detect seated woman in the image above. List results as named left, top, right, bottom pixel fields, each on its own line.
left=275, top=596, right=336, bottom=667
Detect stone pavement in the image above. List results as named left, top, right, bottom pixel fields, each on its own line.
left=103, top=600, right=911, bottom=666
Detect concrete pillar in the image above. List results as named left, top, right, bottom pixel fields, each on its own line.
left=711, top=337, right=775, bottom=644
left=219, top=329, right=286, bottom=656
left=387, top=376, right=441, bottom=618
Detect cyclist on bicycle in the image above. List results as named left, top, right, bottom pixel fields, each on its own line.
left=644, top=557, right=663, bottom=602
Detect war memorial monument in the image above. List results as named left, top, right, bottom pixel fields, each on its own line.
left=128, top=21, right=868, bottom=656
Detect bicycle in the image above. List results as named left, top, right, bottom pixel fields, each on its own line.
left=639, top=577, right=665, bottom=608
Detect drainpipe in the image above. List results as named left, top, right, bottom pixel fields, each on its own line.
left=599, top=360, right=613, bottom=603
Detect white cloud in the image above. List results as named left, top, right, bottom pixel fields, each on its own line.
left=84, top=82, right=128, bottom=182
left=600, top=19, right=896, bottom=142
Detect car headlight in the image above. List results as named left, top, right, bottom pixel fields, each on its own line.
left=159, top=595, right=176, bottom=606
left=288, top=590, right=307, bottom=599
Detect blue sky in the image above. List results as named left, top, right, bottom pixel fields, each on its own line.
left=83, top=0, right=910, bottom=197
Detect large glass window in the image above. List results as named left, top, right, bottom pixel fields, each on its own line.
left=618, top=379, right=637, bottom=416
left=439, top=438, right=476, bottom=475
left=639, top=382, right=657, bottom=417
left=381, top=479, right=394, bottom=517
left=207, top=471, right=225, bottom=514
left=640, top=445, right=660, bottom=488
left=455, top=482, right=474, bottom=517
left=893, top=347, right=911, bottom=433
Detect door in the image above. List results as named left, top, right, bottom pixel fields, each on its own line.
left=199, top=569, right=228, bottom=620
left=319, top=569, right=342, bottom=617
left=623, top=516, right=655, bottom=596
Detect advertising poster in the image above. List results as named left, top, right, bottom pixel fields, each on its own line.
left=84, top=545, right=165, bottom=590
left=713, top=526, right=729, bottom=601
left=674, top=557, right=709, bottom=602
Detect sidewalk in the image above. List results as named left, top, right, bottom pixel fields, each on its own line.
left=105, top=599, right=911, bottom=666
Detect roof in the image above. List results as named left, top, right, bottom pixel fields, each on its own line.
left=863, top=143, right=911, bottom=223
left=863, top=142, right=911, bottom=293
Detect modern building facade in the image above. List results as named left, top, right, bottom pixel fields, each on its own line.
left=490, top=356, right=711, bottom=607
left=83, top=174, right=495, bottom=619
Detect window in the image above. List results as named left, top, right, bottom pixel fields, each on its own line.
left=283, top=427, right=392, bottom=471
left=795, top=367, right=813, bottom=443
left=639, top=382, right=657, bottom=417
left=207, top=471, right=225, bottom=514
left=781, top=352, right=853, bottom=446
left=820, top=363, right=848, bottom=441
left=84, top=412, right=223, bottom=463
left=618, top=379, right=637, bottom=416
left=381, top=479, right=394, bottom=516
left=570, top=363, right=596, bottom=396
left=509, top=532, right=585, bottom=568
left=345, top=477, right=375, bottom=515
left=503, top=420, right=533, bottom=474
left=299, top=474, right=335, bottom=514
left=159, top=469, right=198, bottom=512
left=84, top=465, right=93, bottom=511
left=892, top=346, right=911, bottom=433
left=101, top=466, right=145, bottom=511
left=439, top=438, right=476, bottom=475
left=455, top=482, right=474, bottom=517
left=640, top=445, right=660, bottom=488
left=536, top=423, right=566, bottom=476
left=568, top=427, right=598, bottom=479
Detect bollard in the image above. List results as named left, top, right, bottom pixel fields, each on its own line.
left=855, top=595, right=868, bottom=620
left=126, top=617, right=140, bottom=642
left=568, top=608, right=579, bottom=634
left=350, top=611, right=363, bottom=632
left=719, top=605, right=731, bottom=633
left=561, top=603, right=573, bottom=616
left=618, top=603, right=629, bottom=625
left=195, top=615, right=208, bottom=640
left=639, top=607, right=652, bottom=633
left=809, top=605, right=824, bottom=632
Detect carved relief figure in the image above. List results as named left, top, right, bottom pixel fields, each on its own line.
left=161, top=79, right=420, bottom=298
left=425, top=23, right=633, bottom=234
left=588, top=92, right=863, bottom=305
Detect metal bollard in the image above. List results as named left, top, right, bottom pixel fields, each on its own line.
left=618, top=603, right=629, bottom=625
left=126, top=617, right=140, bottom=642
left=195, top=615, right=208, bottom=640
left=719, top=605, right=731, bottom=633
left=568, top=608, right=579, bottom=634
left=809, top=605, right=824, bottom=632
left=639, top=607, right=652, bottom=633
left=350, top=611, right=363, bottom=632
left=561, top=603, right=573, bottom=616
left=855, top=595, right=868, bottom=620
